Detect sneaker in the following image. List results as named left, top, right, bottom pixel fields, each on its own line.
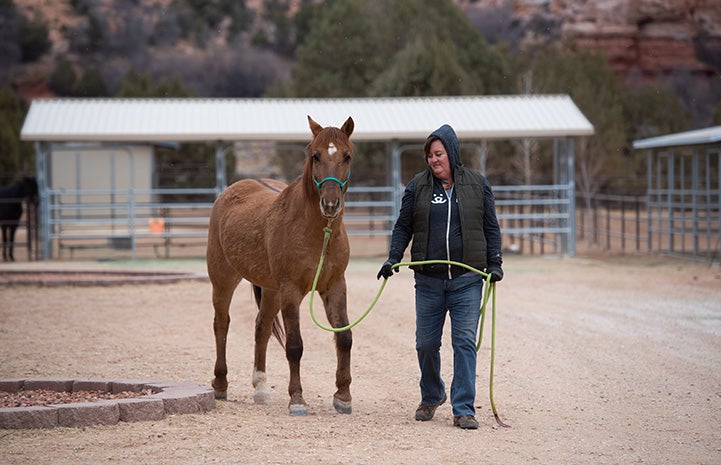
left=414, top=393, right=447, bottom=421
left=453, top=415, right=479, bottom=430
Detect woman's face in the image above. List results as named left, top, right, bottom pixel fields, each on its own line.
left=426, top=139, right=452, bottom=183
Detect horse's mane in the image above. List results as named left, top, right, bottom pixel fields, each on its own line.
left=302, top=127, right=354, bottom=201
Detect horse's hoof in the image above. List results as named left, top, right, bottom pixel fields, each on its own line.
left=289, top=404, right=308, bottom=416
left=333, top=398, right=352, bottom=414
left=253, top=387, right=271, bottom=405
left=214, top=390, right=227, bottom=400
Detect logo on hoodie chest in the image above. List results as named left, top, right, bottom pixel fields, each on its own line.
left=431, top=193, right=447, bottom=205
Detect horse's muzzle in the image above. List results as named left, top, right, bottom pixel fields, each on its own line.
left=320, top=197, right=344, bottom=219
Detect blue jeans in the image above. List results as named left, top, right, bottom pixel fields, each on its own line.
left=414, top=272, right=483, bottom=417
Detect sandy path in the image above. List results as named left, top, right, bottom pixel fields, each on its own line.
left=1, top=254, right=720, bottom=464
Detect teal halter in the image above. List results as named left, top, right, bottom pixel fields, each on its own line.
left=313, top=168, right=351, bottom=194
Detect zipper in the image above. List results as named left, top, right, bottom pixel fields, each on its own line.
left=444, top=184, right=453, bottom=279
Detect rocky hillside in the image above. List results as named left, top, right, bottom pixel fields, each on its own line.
left=461, top=0, right=721, bottom=79
left=9, top=0, right=721, bottom=101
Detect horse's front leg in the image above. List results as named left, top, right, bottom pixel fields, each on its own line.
left=7, top=225, right=17, bottom=262
left=252, top=287, right=280, bottom=405
left=280, top=297, right=306, bottom=416
left=321, top=277, right=353, bottom=414
left=1, top=226, right=7, bottom=262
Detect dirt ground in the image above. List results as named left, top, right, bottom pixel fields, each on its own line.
left=1, top=252, right=720, bottom=465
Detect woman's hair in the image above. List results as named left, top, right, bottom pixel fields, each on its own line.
left=424, top=135, right=440, bottom=156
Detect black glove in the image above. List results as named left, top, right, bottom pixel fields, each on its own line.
left=377, top=258, right=399, bottom=280
left=485, top=264, right=503, bottom=283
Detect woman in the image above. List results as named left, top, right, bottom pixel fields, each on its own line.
left=377, top=124, right=503, bottom=430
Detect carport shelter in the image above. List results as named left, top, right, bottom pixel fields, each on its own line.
left=633, top=125, right=721, bottom=261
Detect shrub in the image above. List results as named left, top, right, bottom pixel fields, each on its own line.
left=18, top=15, right=51, bottom=62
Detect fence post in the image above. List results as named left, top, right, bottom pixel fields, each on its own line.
left=23, top=198, right=31, bottom=260
left=592, top=200, right=598, bottom=246
left=578, top=205, right=585, bottom=242
left=621, top=197, right=626, bottom=251
left=606, top=199, right=611, bottom=250
left=636, top=197, right=641, bottom=252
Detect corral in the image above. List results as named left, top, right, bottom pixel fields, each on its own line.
left=20, top=96, right=594, bottom=260
left=1, top=254, right=719, bottom=464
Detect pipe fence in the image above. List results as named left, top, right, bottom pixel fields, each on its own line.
left=16, top=186, right=719, bottom=263
left=577, top=193, right=720, bottom=263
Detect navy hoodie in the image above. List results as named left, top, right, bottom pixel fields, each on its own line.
left=388, top=124, right=502, bottom=278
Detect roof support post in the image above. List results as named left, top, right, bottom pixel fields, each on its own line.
left=478, top=141, right=488, bottom=175
left=646, top=150, right=653, bottom=253
left=34, top=141, right=51, bottom=260
left=390, top=141, right=402, bottom=218
left=692, top=149, right=699, bottom=258
left=553, top=137, right=576, bottom=256
left=566, top=137, right=576, bottom=257
left=215, top=142, right=229, bottom=196
left=667, top=152, right=675, bottom=253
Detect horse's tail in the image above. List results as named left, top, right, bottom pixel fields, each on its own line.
left=252, top=284, right=286, bottom=348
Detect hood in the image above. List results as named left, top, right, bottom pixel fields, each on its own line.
left=426, top=124, right=462, bottom=171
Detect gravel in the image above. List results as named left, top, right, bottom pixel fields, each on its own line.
left=1, top=254, right=719, bottom=465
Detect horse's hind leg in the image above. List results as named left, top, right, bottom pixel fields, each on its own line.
left=211, top=278, right=239, bottom=399
left=322, top=280, right=353, bottom=414
left=252, top=287, right=281, bottom=405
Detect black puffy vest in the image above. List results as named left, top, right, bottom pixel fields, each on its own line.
left=409, top=168, right=488, bottom=274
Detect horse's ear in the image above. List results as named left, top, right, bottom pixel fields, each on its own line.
left=308, top=116, right=323, bottom=137
left=341, top=117, right=354, bottom=138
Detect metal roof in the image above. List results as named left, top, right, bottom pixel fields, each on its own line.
left=21, top=95, right=594, bottom=143
left=633, top=125, right=721, bottom=150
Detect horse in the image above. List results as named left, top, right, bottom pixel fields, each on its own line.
left=0, top=176, right=38, bottom=262
left=206, top=116, right=355, bottom=416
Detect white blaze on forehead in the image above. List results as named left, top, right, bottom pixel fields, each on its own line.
left=328, top=142, right=337, bottom=155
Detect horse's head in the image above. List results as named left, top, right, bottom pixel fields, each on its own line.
left=304, top=116, right=354, bottom=220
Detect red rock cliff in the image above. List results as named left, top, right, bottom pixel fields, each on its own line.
left=461, top=0, right=721, bottom=79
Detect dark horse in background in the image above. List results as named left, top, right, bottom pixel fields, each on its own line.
left=0, top=176, right=38, bottom=262
left=206, top=116, right=355, bottom=416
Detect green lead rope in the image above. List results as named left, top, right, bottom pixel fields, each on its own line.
left=308, top=226, right=389, bottom=333
left=308, top=225, right=509, bottom=427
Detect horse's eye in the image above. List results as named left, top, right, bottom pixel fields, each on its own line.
left=312, top=151, right=320, bottom=162
left=343, top=152, right=351, bottom=163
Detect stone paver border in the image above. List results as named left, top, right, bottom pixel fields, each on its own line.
left=0, top=378, right=215, bottom=429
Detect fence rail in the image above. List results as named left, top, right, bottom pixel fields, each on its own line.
left=577, top=193, right=720, bottom=263
left=493, top=184, right=573, bottom=256
left=41, top=186, right=402, bottom=259
left=19, top=185, right=718, bottom=263
left=577, top=194, right=645, bottom=252
left=31, top=183, right=578, bottom=259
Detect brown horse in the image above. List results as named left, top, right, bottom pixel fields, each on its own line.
left=206, top=116, right=355, bottom=416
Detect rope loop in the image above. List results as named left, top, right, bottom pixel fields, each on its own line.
left=307, top=226, right=509, bottom=427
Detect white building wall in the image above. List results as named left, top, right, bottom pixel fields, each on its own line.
left=50, top=144, right=153, bottom=203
